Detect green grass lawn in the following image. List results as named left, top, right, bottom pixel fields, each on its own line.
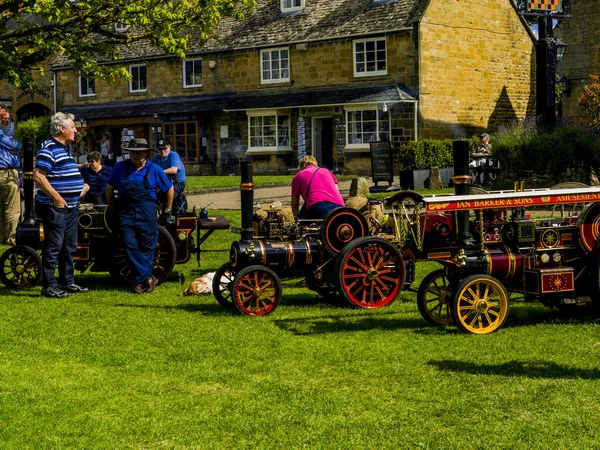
left=1, top=210, right=599, bottom=449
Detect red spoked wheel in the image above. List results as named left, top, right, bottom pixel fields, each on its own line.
left=334, top=237, right=405, bottom=308
left=232, top=265, right=282, bottom=315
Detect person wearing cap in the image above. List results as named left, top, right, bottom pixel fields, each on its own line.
left=471, top=132, right=493, bottom=186
left=34, top=112, right=87, bottom=298
left=151, top=138, right=187, bottom=214
left=106, top=138, right=174, bottom=294
left=477, top=133, right=491, bottom=154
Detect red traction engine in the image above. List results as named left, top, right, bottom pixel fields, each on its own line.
left=212, top=162, right=410, bottom=315
left=408, top=140, right=600, bottom=334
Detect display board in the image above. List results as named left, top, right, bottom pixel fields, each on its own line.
left=370, top=141, right=394, bottom=186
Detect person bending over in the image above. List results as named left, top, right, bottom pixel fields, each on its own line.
left=291, top=155, right=344, bottom=220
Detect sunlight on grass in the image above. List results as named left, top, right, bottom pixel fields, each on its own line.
left=1, top=213, right=599, bottom=449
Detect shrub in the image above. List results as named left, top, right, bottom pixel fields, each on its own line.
left=492, top=117, right=600, bottom=184
left=578, top=74, right=600, bottom=127
left=14, top=115, right=51, bottom=151
left=397, top=138, right=454, bottom=170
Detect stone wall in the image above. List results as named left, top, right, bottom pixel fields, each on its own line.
left=56, top=33, right=416, bottom=105
left=418, top=0, right=536, bottom=138
left=557, top=0, right=600, bottom=121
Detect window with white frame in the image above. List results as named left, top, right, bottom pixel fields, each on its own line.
left=183, top=58, right=203, bottom=88
left=248, top=112, right=290, bottom=151
left=281, top=0, right=304, bottom=13
left=129, top=64, right=147, bottom=93
left=78, top=76, right=95, bottom=97
left=353, top=37, right=387, bottom=77
left=114, top=23, right=127, bottom=32
left=346, top=106, right=390, bottom=148
left=260, top=48, right=290, bottom=84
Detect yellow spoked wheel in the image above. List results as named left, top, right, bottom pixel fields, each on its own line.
left=452, top=275, right=509, bottom=334
left=417, top=268, right=454, bottom=326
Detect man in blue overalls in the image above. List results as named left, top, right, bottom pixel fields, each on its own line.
left=106, top=138, right=173, bottom=294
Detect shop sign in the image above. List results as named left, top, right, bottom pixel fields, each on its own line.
left=163, top=114, right=197, bottom=122
left=300, top=106, right=340, bottom=116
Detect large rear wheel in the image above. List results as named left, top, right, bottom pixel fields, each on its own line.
left=335, top=237, right=405, bottom=308
left=452, top=275, right=509, bottom=334
left=109, top=226, right=177, bottom=285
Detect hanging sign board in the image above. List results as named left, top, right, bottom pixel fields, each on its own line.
left=370, top=141, right=394, bottom=185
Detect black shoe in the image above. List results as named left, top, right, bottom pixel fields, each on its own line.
left=60, top=283, right=89, bottom=293
left=41, top=286, right=68, bottom=298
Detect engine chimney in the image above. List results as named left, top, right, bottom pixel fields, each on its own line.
left=452, top=140, right=472, bottom=245
left=22, top=138, right=36, bottom=226
left=240, top=161, right=254, bottom=241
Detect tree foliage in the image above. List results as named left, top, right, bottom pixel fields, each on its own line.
left=579, top=74, right=600, bottom=127
left=1, top=0, right=255, bottom=90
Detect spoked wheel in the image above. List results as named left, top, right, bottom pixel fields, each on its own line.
left=232, top=265, right=282, bottom=315
left=0, top=246, right=42, bottom=289
left=334, top=237, right=405, bottom=308
left=452, top=275, right=509, bottom=334
left=212, top=262, right=235, bottom=308
left=417, top=268, right=454, bottom=326
left=109, top=226, right=177, bottom=285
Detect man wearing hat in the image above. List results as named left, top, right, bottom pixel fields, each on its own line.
left=151, top=138, right=187, bottom=214
left=471, top=133, right=493, bottom=186
left=477, top=133, right=491, bottom=154
left=106, top=138, right=174, bottom=294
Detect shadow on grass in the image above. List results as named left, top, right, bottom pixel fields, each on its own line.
left=113, top=300, right=238, bottom=315
left=428, top=359, right=600, bottom=380
left=273, top=310, right=428, bottom=335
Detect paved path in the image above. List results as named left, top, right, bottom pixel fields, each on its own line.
left=187, top=179, right=357, bottom=210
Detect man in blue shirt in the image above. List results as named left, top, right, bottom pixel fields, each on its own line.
left=151, top=138, right=187, bottom=214
left=79, top=151, right=111, bottom=204
left=0, top=104, right=21, bottom=245
left=33, top=112, right=87, bottom=298
left=106, top=138, right=173, bottom=294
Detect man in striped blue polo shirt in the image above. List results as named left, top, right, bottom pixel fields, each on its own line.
left=34, top=112, right=87, bottom=298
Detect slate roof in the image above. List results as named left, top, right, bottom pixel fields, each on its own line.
left=52, top=0, right=426, bottom=67
left=63, top=84, right=417, bottom=119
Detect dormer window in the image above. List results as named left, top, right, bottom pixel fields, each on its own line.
left=281, top=0, right=304, bottom=13
left=114, top=23, right=127, bottom=32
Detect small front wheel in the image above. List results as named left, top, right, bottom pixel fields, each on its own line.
left=212, top=262, right=235, bottom=308
left=232, top=265, right=282, bottom=315
left=0, top=246, right=42, bottom=289
left=417, top=268, right=454, bottom=326
left=452, top=275, right=509, bottom=334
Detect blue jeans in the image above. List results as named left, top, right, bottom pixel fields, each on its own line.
left=39, top=203, right=79, bottom=288
left=119, top=201, right=158, bottom=286
left=298, top=202, right=341, bottom=219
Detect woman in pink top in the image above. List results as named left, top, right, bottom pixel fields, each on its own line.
left=291, top=155, right=344, bottom=219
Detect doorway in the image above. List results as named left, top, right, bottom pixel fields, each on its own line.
left=312, top=117, right=333, bottom=169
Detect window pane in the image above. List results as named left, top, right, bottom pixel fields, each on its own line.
left=187, top=136, right=198, bottom=162
left=165, top=124, right=174, bottom=135
left=186, top=123, right=196, bottom=134
left=176, top=123, right=185, bottom=135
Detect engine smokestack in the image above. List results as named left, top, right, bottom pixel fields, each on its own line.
left=452, top=140, right=472, bottom=245
left=22, top=138, right=36, bottom=226
left=240, top=161, right=254, bottom=241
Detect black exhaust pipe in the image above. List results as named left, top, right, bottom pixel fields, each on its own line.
left=452, top=140, right=471, bottom=245
left=240, top=161, right=254, bottom=241
left=22, top=138, right=36, bottom=226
